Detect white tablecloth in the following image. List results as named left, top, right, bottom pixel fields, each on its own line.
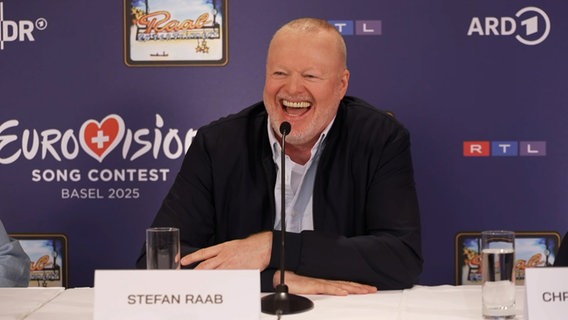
left=258, top=285, right=525, bottom=320
left=1, top=285, right=527, bottom=320
left=25, top=287, right=93, bottom=320
left=398, top=285, right=525, bottom=320
left=0, top=287, right=64, bottom=320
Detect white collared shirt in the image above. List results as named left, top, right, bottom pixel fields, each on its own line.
left=267, top=118, right=334, bottom=233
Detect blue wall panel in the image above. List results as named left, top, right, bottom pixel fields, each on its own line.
left=1, top=0, right=566, bottom=287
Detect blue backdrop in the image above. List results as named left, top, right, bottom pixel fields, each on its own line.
left=1, top=0, right=567, bottom=288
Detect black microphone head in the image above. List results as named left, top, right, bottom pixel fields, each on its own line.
left=279, top=122, right=291, bottom=135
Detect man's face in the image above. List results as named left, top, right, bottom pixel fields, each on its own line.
left=263, top=29, right=349, bottom=147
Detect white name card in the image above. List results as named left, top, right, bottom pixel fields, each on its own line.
left=94, top=269, right=260, bottom=320
left=525, top=267, right=568, bottom=320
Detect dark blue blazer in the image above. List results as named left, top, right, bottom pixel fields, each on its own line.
left=555, top=232, right=568, bottom=266
left=137, top=96, right=423, bottom=291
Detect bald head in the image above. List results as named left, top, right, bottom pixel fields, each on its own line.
left=269, top=18, right=347, bottom=68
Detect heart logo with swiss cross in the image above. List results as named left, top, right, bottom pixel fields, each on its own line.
left=79, top=115, right=125, bottom=163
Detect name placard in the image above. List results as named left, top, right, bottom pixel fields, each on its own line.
left=524, top=267, right=568, bottom=320
left=94, top=269, right=260, bottom=320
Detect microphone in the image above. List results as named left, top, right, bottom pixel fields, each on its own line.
left=261, top=122, right=313, bottom=315
left=279, top=121, right=291, bottom=136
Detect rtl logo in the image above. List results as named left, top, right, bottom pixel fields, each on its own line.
left=463, top=141, right=546, bottom=157
left=329, top=20, right=382, bottom=36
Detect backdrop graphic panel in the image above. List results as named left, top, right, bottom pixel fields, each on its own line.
left=1, top=0, right=567, bottom=287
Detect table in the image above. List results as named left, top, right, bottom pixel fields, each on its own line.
left=1, top=285, right=527, bottom=319
left=25, top=288, right=93, bottom=320
left=0, top=287, right=64, bottom=320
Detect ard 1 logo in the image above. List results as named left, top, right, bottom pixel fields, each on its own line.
left=0, top=2, right=48, bottom=50
left=467, top=6, right=550, bottom=45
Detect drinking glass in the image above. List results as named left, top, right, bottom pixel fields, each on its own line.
left=146, top=227, right=180, bottom=270
left=481, top=230, right=516, bottom=319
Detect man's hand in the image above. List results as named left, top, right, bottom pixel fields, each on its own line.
left=274, top=271, right=378, bottom=296
left=181, top=231, right=272, bottom=270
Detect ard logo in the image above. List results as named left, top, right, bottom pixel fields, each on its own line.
left=467, top=6, right=550, bottom=46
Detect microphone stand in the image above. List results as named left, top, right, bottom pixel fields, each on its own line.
left=261, top=122, right=314, bottom=315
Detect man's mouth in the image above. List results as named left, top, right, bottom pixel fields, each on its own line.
left=282, top=100, right=311, bottom=116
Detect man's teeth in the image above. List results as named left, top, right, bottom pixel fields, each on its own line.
left=283, top=100, right=311, bottom=108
